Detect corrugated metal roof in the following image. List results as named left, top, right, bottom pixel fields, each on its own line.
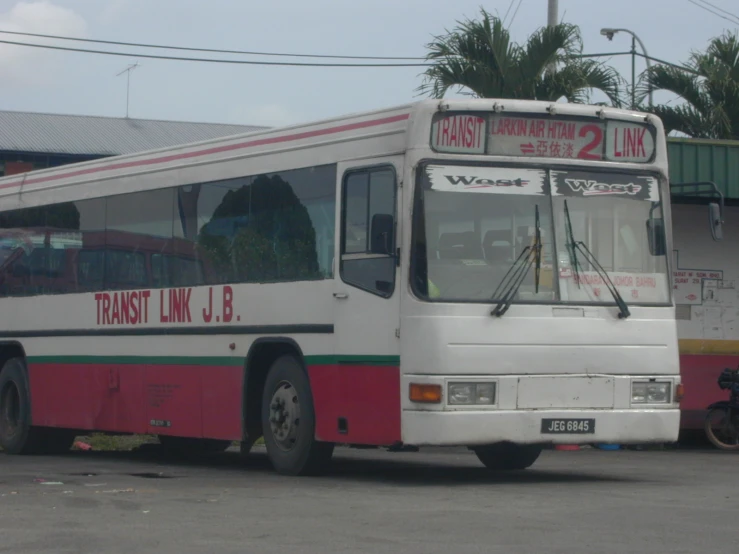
left=668, top=137, right=739, bottom=200
left=0, top=110, right=267, bottom=156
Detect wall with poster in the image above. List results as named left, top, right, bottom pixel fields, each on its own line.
left=671, top=203, right=739, bottom=428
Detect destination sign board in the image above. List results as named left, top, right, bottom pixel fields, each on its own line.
left=430, top=113, right=656, bottom=163
left=430, top=114, right=486, bottom=154
left=487, top=115, right=604, bottom=160
left=604, top=120, right=655, bottom=163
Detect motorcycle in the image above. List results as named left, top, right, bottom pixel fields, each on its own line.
left=704, top=366, right=739, bottom=450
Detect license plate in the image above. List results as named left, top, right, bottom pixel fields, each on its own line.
left=540, top=418, right=595, bottom=434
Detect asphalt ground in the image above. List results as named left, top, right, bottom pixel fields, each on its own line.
left=0, top=444, right=736, bottom=554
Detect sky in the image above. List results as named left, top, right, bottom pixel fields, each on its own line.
left=0, top=0, right=737, bottom=128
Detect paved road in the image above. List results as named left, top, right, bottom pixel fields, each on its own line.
left=0, top=444, right=736, bottom=554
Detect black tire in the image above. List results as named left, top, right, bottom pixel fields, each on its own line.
left=0, top=357, right=74, bottom=455
left=704, top=407, right=739, bottom=451
left=158, top=435, right=232, bottom=455
left=261, top=355, right=334, bottom=475
left=473, top=442, right=543, bottom=470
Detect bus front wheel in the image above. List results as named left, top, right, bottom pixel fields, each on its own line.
left=472, top=442, right=543, bottom=470
left=260, top=355, right=334, bottom=475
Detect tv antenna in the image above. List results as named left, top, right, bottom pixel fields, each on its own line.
left=116, top=62, right=139, bottom=118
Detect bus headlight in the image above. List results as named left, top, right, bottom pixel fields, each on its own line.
left=632, top=382, right=671, bottom=404
left=448, top=382, right=496, bottom=405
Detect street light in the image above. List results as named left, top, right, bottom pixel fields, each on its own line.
left=600, top=27, right=654, bottom=109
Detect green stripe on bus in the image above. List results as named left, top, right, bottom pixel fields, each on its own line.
left=308, top=355, right=400, bottom=366
left=26, top=354, right=400, bottom=366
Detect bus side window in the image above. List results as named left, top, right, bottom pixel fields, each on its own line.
left=340, top=166, right=397, bottom=297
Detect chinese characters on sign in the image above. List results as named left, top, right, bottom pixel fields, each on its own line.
left=488, top=116, right=595, bottom=159
left=430, top=113, right=656, bottom=163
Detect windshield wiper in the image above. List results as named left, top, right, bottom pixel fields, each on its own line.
left=491, top=205, right=542, bottom=317
left=563, top=199, right=630, bottom=319
left=563, top=200, right=584, bottom=286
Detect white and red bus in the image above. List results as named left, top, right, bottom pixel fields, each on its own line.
left=0, top=99, right=701, bottom=474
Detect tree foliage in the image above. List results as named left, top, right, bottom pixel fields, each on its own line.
left=640, top=31, right=739, bottom=139
left=418, top=9, right=624, bottom=106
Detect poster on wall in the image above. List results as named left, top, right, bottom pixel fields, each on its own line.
left=672, top=268, right=723, bottom=305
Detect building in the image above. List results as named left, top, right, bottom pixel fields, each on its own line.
left=668, top=137, right=739, bottom=431
left=0, top=109, right=266, bottom=177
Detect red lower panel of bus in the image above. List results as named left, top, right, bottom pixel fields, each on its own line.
left=31, top=356, right=733, bottom=437
left=308, top=364, right=401, bottom=445
left=28, top=363, right=243, bottom=440
left=679, top=354, right=739, bottom=430
left=26, top=362, right=401, bottom=445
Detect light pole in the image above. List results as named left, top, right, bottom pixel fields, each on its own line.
left=548, top=0, right=558, bottom=27
left=546, top=0, right=558, bottom=76
left=600, top=28, right=653, bottom=109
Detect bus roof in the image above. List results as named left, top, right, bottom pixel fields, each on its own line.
left=0, top=99, right=664, bottom=212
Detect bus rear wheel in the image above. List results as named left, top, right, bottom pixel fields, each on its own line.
left=0, top=357, right=74, bottom=455
left=472, top=442, right=543, bottom=470
left=260, top=355, right=334, bottom=475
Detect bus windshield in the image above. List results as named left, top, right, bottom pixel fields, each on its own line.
left=410, top=163, right=670, bottom=306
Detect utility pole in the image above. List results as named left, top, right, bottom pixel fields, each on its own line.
left=546, top=0, right=559, bottom=76
left=116, top=62, right=139, bottom=118
left=547, top=0, right=558, bottom=27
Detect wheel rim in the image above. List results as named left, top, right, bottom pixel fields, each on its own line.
left=268, top=380, right=301, bottom=452
left=0, top=381, right=21, bottom=439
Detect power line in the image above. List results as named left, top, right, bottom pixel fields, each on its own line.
left=509, top=0, right=525, bottom=27
left=0, top=28, right=426, bottom=61
left=0, top=35, right=699, bottom=75
left=687, top=0, right=739, bottom=25
left=502, top=0, right=516, bottom=25
left=0, top=38, right=429, bottom=67
left=696, top=0, right=739, bottom=23
left=637, top=52, right=702, bottom=76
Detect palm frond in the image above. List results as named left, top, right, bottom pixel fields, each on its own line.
left=418, top=10, right=623, bottom=106
left=704, top=31, right=739, bottom=82
left=648, top=104, right=717, bottom=138
left=575, top=60, right=625, bottom=107
left=638, top=65, right=711, bottom=115
left=417, top=9, right=516, bottom=98
left=533, top=60, right=624, bottom=106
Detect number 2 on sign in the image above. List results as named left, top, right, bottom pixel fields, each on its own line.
left=577, top=124, right=603, bottom=160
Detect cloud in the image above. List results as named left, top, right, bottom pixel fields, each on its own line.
left=0, top=1, right=88, bottom=86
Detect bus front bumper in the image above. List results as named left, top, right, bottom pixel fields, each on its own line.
left=401, top=409, right=680, bottom=446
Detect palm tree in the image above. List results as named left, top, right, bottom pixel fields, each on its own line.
left=417, top=9, right=624, bottom=107
left=639, top=31, right=739, bottom=139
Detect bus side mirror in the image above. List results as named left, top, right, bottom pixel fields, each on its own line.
left=709, top=202, right=723, bottom=241
left=370, top=213, right=395, bottom=255
left=646, top=218, right=666, bottom=256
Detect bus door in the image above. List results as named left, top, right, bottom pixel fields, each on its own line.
left=324, top=157, right=403, bottom=444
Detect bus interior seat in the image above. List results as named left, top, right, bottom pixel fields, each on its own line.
left=437, top=231, right=482, bottom=259
left=483, top=230, right=512, bottom=263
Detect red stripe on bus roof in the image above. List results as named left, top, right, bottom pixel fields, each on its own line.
left=0, top=113, right=410, bottom=191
